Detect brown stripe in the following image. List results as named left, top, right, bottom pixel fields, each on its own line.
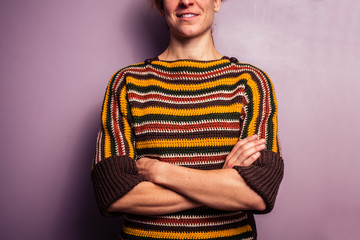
left=135, top=131, right=239, bottom=142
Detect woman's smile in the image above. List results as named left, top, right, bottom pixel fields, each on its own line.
left=176, top=13, right=200, bottom=19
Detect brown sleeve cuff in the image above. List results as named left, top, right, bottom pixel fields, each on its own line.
left=233, top=150, right=284, bottom=214
left=91, top=156, right=145, bottom=216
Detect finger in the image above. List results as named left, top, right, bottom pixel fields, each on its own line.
left=225, top=147, right=261, bottom=169
left=232, top=142, right=266, bottom=165
left=232, top=139, right=265, bottom=160
left=135, top=160, right=141, bottom=167
left=225, top=138, right=261, bottom=168
left=227, top=135, right=258, bottom=160
left=135, top=158, right=146, bottom=167
left=222, top=158, right=236, bottom=169
left=135, top=158, right=151, bottom=169
left=225, top=135, right=266, bottom=168
left=240, top=152, right=261, bottom=167
left=224, top=141, right=264, bottom=169
left=237, top=138, right=265, bottom=153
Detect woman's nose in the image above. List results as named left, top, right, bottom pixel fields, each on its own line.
left=179, top=0, right=195, bottom=7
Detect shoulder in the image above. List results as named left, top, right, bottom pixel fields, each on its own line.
left=229, top=59, right=276, bottom=91
left=106, top=61, right=153, bottom=89
left=230, top=60, right=270, bottom=79
left=227, top=60, right=278, bottom=106
left=112, top=61, right=149, bottom=77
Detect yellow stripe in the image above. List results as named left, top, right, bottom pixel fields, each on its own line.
left=132, top=103, right=242, bottom=117
left=102, top=80, right=113, bottom=158
left=267, top=74, right=279, bottom=153
left=136, top=137, right=238, bottom=149
left=272, top=115, right=278, bottom=153
left=127, top=74, right=247, bottom=92
left=152, top=59, right=229, bottom=69
left=123, top=225, right=252, bottom=239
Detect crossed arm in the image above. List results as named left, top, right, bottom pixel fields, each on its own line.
left=107, top=135, right=267, bottom=215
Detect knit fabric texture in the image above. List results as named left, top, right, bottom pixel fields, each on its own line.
left=91, top=57, right=284, bottom=239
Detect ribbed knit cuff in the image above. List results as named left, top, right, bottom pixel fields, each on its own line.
left=91, top=156, right=145, bottom=216
left=233, top=150, right=284, bottom=214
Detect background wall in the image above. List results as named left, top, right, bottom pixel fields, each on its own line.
left=1, top=0, right=359, bottom=239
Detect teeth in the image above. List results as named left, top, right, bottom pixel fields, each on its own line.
left=181, top=14, right=196, bottom=18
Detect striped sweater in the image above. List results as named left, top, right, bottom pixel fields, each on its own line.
left=91, top=57, right=284, bottom=240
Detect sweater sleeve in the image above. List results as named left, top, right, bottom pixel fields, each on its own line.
left=234, top=65, right=284, bottom=214
left=91, top=70, right=145, bottom=216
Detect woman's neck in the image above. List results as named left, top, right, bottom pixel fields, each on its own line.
left=158, top=33, right=222, bottom=61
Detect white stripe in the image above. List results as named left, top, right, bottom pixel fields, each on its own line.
left=173, top=160, right=225, bottom=166
left=95, top=129, right=102, bottom=163
left=134, top=119, right=238, bottom=127
left=136, top=128, right=238, bottom=134
left=138, top=152, right=229, bottom=159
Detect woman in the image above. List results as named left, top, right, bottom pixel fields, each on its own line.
left=91, top=0, right=284, bottom=239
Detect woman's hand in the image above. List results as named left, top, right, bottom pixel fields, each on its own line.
left=136, top=157, right=163, bottom=182
left=223, top=135, right=266, bottom=169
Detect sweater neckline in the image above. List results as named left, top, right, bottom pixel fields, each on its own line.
left=155, top=56, right=227, bottom=62
left=145, top=56, right=237, bottom=64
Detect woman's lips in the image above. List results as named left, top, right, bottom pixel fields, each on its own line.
left=177, top=13, right=199, bottom=18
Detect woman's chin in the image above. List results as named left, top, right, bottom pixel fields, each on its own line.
left=172, top=28, right=210, bottom=40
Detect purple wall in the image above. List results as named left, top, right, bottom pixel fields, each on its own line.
left=1, top=0, right=359, bottom=239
